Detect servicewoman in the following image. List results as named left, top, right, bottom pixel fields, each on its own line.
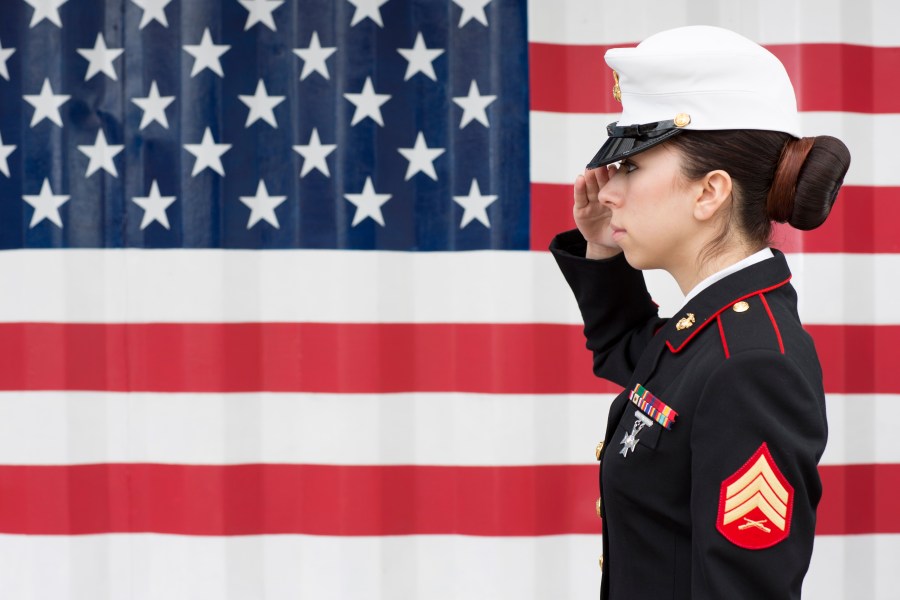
left=550, top=26, right=851, bottom=599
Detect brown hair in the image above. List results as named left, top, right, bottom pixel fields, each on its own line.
left=667, top=130, right=851, bottom=254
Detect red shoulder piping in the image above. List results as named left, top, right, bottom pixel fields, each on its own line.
left=758, top=292, right=785, bottom=354
left=665, top=276, right=792, bottom=353
left=716, top=314, right=730, bottom=359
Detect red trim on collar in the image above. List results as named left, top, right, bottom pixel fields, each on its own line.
left=716, top=315, right=730, bottom=359
left=665, top=277, right=792, bottom=354
left=759, top=293, right=785, bottom=354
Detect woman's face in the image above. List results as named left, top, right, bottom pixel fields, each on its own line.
left=598, top=143, right=703, bottom=273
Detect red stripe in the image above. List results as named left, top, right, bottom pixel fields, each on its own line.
left=0, top=323, right=897, bottom=394
left=717, top=315, right=730, bottom=359
left=529, top=42, right=900, bottom=114
left=759, top=293, right=785, bottom=354
left=0, top=463, right=892, bottom=536
left=531, top=184, right=900, bottom=254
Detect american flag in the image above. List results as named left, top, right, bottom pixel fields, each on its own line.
left=0, top=0, right=897, bottom=598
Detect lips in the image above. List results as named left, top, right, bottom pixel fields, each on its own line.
left=610, top=225, right=626, bottom=239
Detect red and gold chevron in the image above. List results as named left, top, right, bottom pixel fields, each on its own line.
left=717, top=442, right=794, bottom=549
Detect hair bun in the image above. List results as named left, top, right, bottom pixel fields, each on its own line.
left=789, top=136, right=851, bottom=230
left=766, top=136, right=851, bottom=230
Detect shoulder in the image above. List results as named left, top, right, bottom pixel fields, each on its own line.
left=716, top=285, right=814, bottom=362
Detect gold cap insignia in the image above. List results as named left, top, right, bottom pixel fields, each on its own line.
left=675, top=313, right=696, bottom=331
left=595, top=497, right=602, bottom=517
left=595, top=441, right=604, bottom=460
left=612, top=70, right=622, bottom=103
left=674, top=113, right=691, bottom=127
left=733, top=301, right=750, bottom=313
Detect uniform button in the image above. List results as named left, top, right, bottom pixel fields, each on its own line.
left=595, top=442, right=604, bottom=461
left=733, top=301, right=750, bottom=313
left=595, top=497, right=602, bottom=517
left=598, top=556, right=604, bottom=571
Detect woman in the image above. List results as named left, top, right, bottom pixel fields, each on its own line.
left=550, top=26, right=850, bottom=599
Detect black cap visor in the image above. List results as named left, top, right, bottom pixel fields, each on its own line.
left=586, top=119, right=685, bottom=169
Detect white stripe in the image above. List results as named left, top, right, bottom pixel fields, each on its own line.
left=528, top=0, right=900, bottom=47
left=0, top=391, right=612, bottom=466
left=0, top=391, right=894, bottom=467
left=0, top=532, right=896, bottom=599
left=1, top=251, right=899, bottom=325
left=531, top=111, right=900, bottom=187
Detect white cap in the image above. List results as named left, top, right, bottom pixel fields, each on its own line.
left=587, top=26, right=801, bottom=168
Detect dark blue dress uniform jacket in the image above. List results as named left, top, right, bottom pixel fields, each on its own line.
left=550, top=229, right=828, bottom=600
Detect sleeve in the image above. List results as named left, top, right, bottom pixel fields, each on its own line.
left=689, top=350, right=827, bottom=599
left=549, top=229, right=664, bottom=387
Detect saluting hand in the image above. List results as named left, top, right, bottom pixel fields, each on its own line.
left=573, top=166, right=622, bottom=259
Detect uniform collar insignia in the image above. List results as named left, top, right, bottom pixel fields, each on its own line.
left=665, top=250, right=792, bottom=354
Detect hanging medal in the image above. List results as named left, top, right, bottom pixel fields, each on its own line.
left=619, top=383, right=679, bottom=458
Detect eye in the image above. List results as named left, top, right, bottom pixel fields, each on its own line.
left=620, top=160, right=638, bottom=174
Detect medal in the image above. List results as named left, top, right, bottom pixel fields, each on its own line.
left=619, top=410, right=653, bottom=457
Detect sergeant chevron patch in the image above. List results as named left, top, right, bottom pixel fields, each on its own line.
left=716, top=442, right=794, bottom=549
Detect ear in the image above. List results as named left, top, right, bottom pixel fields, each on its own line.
left=693, top=170, right=733, bottom=222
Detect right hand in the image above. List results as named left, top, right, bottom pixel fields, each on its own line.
left=573, top=166, right=622, bottom=259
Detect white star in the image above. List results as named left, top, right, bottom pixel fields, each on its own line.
left=452, top=179, right=497, bottom=228
left=397, top=32, right=444, bottom=81
left=452, top=80, right=497, bottom=128
left=183, top=28, right=230, bottom=78
left=238, top=0, right=284, bottom=31
left=22, top=179, right=69, bottom=229
left=0, top=38, right=15, bottom=81
left=293, top=128, right=336, bottom=178
left=397, top=132, right=445, bottom=181
left=131, top=0, right=172, bottom=29
left=76, top=33, right=124, bottom=81
left=77, top=129, right=124, bottom=178
left=240, top=180, right=288, bottom=229
left=238, top=79, right=285, bottom=128
left=184, top=127, right=232, bottom=177
left=132, top=180, right=176, bottom=230
left=23, top=78, right=70, bottom=128
left=23, top=0, right=69, bottom=28
left=0, top=131, right=16, bottom=177
left=452, top=0, right=491, bottom=27
left=344, top=77, right=391, bottom=127
left=293, top=32, right=336, bottom=81
left=347, top=0, right=390, bottom=27
left=132, top=80, right=175, bottom=129
left=344, top=177, right=391, bottom=227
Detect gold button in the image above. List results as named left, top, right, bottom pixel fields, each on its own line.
left=598, top=556, right=604, bottom=571
left=733, top=301, right=750, bottom=313
left=595, top=497, right=602, bottom=517
left=595, top=442, right=604, bottom=461
left=674, top=113, right=691, bottom=127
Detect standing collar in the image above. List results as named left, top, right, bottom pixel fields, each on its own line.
left=665, top=249, right=792, bottom=353
left=681, top=247, right=775, bottom=306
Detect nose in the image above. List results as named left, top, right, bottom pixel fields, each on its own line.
left=597, top=167, right=624, bottom=207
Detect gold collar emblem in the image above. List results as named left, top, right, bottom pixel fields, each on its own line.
left=612, top=70, right=622, bottom=103
left=675, top=313, right=696, bottom=331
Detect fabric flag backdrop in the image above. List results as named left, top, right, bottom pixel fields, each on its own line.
left=0, top=0, right=897, bottom=598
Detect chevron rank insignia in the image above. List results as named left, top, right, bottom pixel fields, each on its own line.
left=716, top=442, right=794, bottom=549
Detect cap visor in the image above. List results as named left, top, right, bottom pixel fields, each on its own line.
left=586, top=128, right=683, bottom=169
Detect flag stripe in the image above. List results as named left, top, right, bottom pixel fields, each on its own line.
left=3, top=251, right=900, bottom=324
left=0, top=463, right=893, bottom=536
left=531, top=184, right=900, bottom=254
left=0, top=533, right=897, bottom=600
left=0, top=323, right=897, bottom=394
left=530, top=111, right=900, bottom=186
left=529, top=43, right=900, bottom=114
left=0, top=391, right=892, bottom=467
